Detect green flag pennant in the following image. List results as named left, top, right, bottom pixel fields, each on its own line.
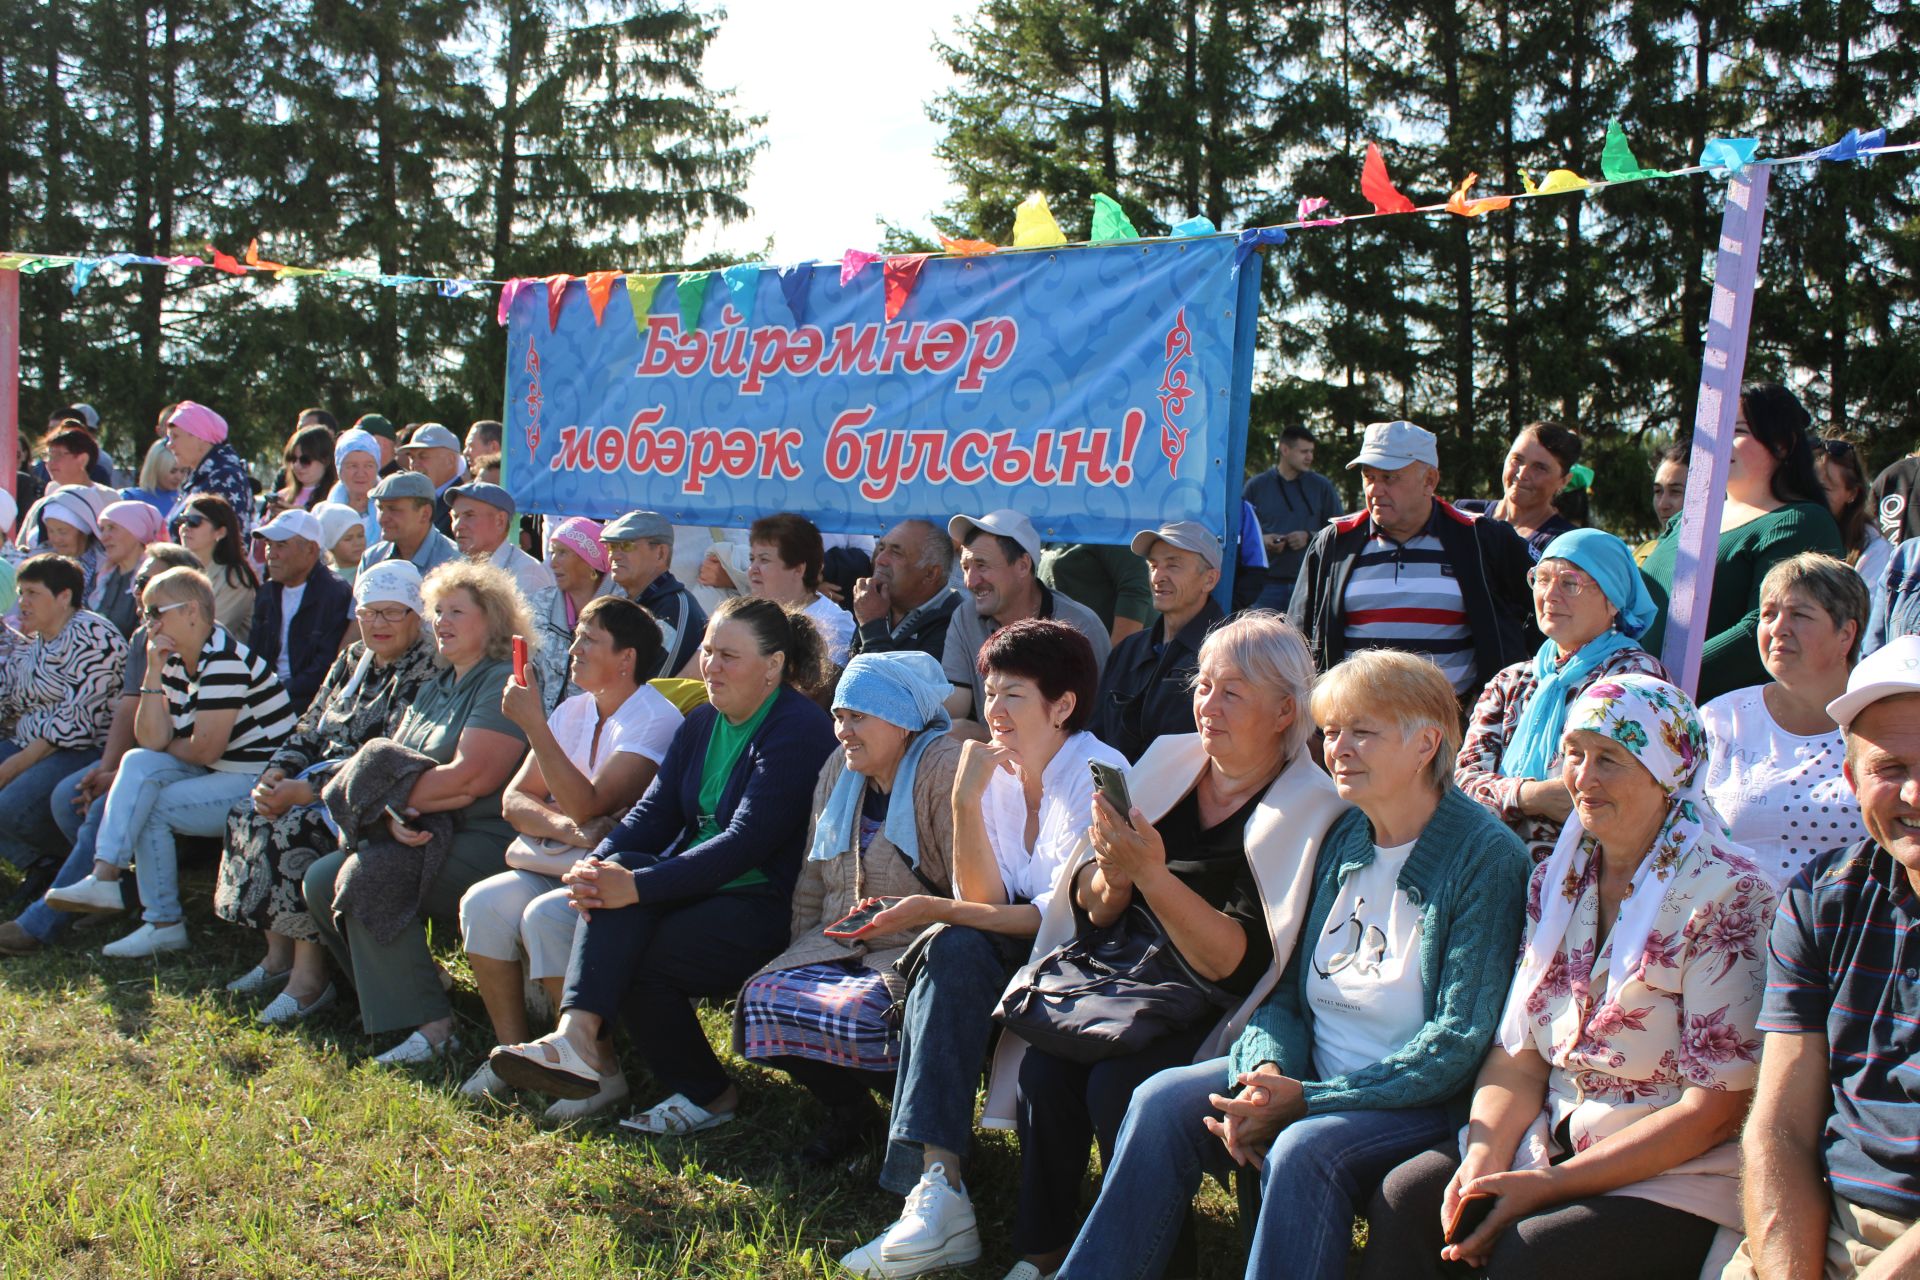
left=677, top=270, right=712, bottom=332
left=1601, top=120, right=1671, bottom=182
left=626, top=273, right=666, bottom=333
left=1090, top=193, right=1139, bottom=243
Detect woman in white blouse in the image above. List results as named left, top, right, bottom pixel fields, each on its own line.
left=1701, top=552, right=1870, bottom=886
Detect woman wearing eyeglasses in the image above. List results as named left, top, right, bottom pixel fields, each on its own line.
left=1456, top=530, right=1668, bottom=862
left=270, top=424, right=338, bottom=515
left=214, top=561, right=439, bottom=1024
left=172, top=493, right=258, bottom=642
left=43, top=566, right=296, bottom=959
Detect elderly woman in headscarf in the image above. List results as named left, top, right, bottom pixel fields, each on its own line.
left=731, top=650, right=963, bottom=1165
left=31, top=487, right=114, bottom=606
left=328, top=426, right=383, bottom=547
left=91, top=499, right=168, bottom=637
left=213, top=560, right=440, bottom=1025
left=1456, top=529, right=1670, bottom=861
left=164, top=401, right=254, bottom=529
left=526, top=516, right=614, bottom=705
left=1362, top=675, right=1775, bottom=1280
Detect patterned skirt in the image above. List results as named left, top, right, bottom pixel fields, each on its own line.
left=214, top=803, right=337, bottom=942
left=739, top=961, right=899, bottom=1072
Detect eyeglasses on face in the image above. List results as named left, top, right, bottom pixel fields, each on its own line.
left=355, top=604, right=414, bottom=625
left=142, top=600, right=190, bottom=625
left=1526, top=566, right=1595, bottom=598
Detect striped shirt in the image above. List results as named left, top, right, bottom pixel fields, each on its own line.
left=1341, top=514, right=1477, bottom=694
left=0, top=610, right=127, bottom=751
left=159, top=624, right=297, bottom=773
left=1760, top=840, right=1920, bottom=1217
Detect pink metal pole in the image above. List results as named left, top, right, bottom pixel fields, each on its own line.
left=0, top=269, right=17, bottom=500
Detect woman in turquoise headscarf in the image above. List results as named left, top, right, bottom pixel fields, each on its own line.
left=1456, top=529, right=1671, bottom=861
left=731, top=650, right=964, bottom=1166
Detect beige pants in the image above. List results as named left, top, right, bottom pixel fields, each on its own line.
left=1721, top=1193, right=1914, bottom=1279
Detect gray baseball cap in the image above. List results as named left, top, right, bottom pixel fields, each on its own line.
left=949, top=509, right=1041, bottom=565
left=1129, top=520, right=1223, bottom=571
left=446, top=481, right=515, bottom=516
left=602, top=510, right=675, bottom=544
left=399, top=423, right=461, bottom=453
left=369, top=471, right=435, bottom=502
left=1347, top=420, right=1439, bottom=471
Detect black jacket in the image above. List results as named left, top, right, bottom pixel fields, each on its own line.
left=848, top=588, right=962, bottom=662
left=248, top=562, right=354, bottom=713
left=1286, top=498, right=1535, bottom=708
left=1087, top=596, right=1224, bottom=762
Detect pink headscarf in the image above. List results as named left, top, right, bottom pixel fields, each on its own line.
left=166, top=400, right=229, bottom=444
left=548, top=516, right=610, bottom=574
left=100, top=499, right=167, bottom=546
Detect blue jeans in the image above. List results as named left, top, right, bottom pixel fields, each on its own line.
left=878, top=924, right=1026, bottom=1195
left=0, top=742, right=97, bottom=870
left=1056, top=1057, right=1452, bottom=1280
left=12, top=765, right=135, bottom=944
left=95, top=748, right=258, bottom=924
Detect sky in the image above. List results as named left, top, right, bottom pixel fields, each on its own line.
left=690, top=0, right=969, bottom=264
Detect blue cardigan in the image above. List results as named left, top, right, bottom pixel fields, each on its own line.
left=595, top=685, right=836, bottom=905
left=1229, top=785, right=1530, bottom=1116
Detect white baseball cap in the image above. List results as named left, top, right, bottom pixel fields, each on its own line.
left=948, top=509, right=1042, bottom=565
left=1827, top=635, right=1920, bottom=731
left=1348, top=420, right=1439, bottom=471
left=254, top=508, right=323, bottom=546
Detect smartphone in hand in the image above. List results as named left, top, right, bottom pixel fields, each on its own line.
left=1089, top=760, right=1135, bottom=828
left=1444, top=1191, right=1497, bottom=1245
left=824, top=897, right=902, bottom=939
left=382, top=803, right=415, bottom=832
left=512, top=635, right=528, bottom=685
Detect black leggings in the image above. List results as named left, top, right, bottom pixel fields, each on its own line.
left=1358, top=1144, right=1721, bottom=1280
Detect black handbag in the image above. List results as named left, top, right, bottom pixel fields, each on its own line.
left=993, top=901, right=1233, bottom=1064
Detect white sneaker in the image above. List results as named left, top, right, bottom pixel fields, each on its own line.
left=459, top=1060, right=515, bottom=1100
left=44, top=874, right=128, bottom=914
left=100, top=922, right=188, bottom=958
left=543, top=1070, right=630, bottom=1123
left=836, top=1163, right=980, bottom=1277
left=226, top=964, right=292, bottom=996
left=257, top=984, right=336, bottom=1026
left=998, top=1264, right=1056, bottom=1280
left=373, top=1031, right=458, bottom=1066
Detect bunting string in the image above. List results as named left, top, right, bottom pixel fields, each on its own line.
left=0, top=125, right=1911, bottom=329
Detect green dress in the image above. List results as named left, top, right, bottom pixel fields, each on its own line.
left=1638, top=501, right=1842, bottom=703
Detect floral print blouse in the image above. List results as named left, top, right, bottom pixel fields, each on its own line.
left=1512, top=838, right=1776, bottom=1227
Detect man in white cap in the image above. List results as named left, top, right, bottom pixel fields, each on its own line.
left=1734, top=634, right=1920, bottom=1279
left=447, top=480, right=554, bottom=603
left=248, top=509, right=353, bottom=713
left=358, top=472, right=461, bottom=578
left=398, top=423, right=464, bottom=534
left=941, top=508, right=1111, bottom=722
left=1288, top=419, right=1533, bottom=709
left=1085, top=521, right=1226, bottom=762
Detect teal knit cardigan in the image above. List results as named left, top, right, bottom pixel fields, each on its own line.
left=1228, top=785, right=1530, bottom=1116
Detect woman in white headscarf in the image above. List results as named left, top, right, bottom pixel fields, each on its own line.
left=1361, top=675, right=1775, bottom=1280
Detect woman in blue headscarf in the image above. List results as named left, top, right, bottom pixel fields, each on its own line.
left=1456, top=529, right=1670, bottom=861
left=731, top=650, right=964, bottom=1165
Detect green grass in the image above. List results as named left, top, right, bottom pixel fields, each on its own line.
left=0, top=856, right=1246, bottom=1279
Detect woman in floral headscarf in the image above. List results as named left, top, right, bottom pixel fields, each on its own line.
left=1359, top=675, right=1775, bottom=1280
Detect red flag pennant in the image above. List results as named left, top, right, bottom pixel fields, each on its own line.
left=1361, top=143, right=1417, bottom=215
left=583, top=271, right=620, bottom=325
left=883, top=254, right=931, bottom=321
left=207, top=244, right=247, bottom=275
left=544, top=273, right=571, bottom=330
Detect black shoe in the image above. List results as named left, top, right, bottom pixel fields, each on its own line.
left=797, top=1101, right=883, bottom=1167
left=2, top=857, right=58, bottom=914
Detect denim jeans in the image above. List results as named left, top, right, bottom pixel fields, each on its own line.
left=11, top=766, right=135, bottom=944
left=1055, top=1057, right=1452, bottom=1280
left=0, top=742, right=98, bottom=870
left=878, top=924, right=1027, bottom=1196
left=95, top=748, right=258, bottom=924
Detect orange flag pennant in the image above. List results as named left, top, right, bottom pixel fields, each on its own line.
left=583, top=271, right=620, bottom=325
left=938, top=235, right=1000, bottom=256
left=1445, top=173, right=1513, bottom=217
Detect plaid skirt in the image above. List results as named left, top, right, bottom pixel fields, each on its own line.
left=739, top=960, right=899, bottom=1072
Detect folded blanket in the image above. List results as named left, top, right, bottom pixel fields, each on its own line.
left=322, top=738, right=456, bottom=945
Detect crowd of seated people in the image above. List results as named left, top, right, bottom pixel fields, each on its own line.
left=2, top=381, right=1919, bottom=1280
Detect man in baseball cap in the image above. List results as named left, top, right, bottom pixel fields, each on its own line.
left=1734, top=632, right=1920, bottom=1277
left=1288, top=419, right=1533, bottom=709
left=358, top=471, right=461, bottom=577
left=398, top=423, right=464, bottom=533
left=940, top=508, right=1111, bottom=723
left=602, top=511, right=706, bottom=678
left=250, top=508, right=353, bottom=711
left=447, top=480, right=554, bottom=604
left=1080, top=521, right=1227, bottom=761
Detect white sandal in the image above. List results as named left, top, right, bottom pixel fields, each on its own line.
left=487, top=1035, right=603, bottom=1100
left=618, top=1092, right=734, bottom=1136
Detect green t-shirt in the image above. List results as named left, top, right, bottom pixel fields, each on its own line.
left=394, top=656, right=528, bottom=834
left=1039, top=542, right=1152, bottom=631
left=693, top=688, right=778, bottom=889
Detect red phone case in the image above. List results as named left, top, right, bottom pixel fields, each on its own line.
left=512, top=636, right=528, bottom=683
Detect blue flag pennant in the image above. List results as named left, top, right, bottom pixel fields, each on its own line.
left=1234, top=226, right=1289, bottom=266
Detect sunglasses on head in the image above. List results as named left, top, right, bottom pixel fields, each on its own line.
left=1818, top=438, right=1857, bottom=460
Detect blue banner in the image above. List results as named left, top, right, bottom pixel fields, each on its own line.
left=504, top=239, right=1259, bottom=548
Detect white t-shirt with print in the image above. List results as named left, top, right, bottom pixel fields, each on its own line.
left=1702, top=684, right=1867, bottom=887
left=1306, top=839, right=1426, bottom=1081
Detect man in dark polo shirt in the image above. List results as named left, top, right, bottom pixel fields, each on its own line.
left=1733, top=635, right=1920, bottom=1278
left=1086, top=520, right=1224, bottom=762
left=848, top=518, right=961, bottom=662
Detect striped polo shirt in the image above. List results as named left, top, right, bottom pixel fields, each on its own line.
left=160, top=624, right=298, bottom=773
left=1760, top=839, right=1920, bottom=1218
left=1341, top=511, right=1476, bottom=694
